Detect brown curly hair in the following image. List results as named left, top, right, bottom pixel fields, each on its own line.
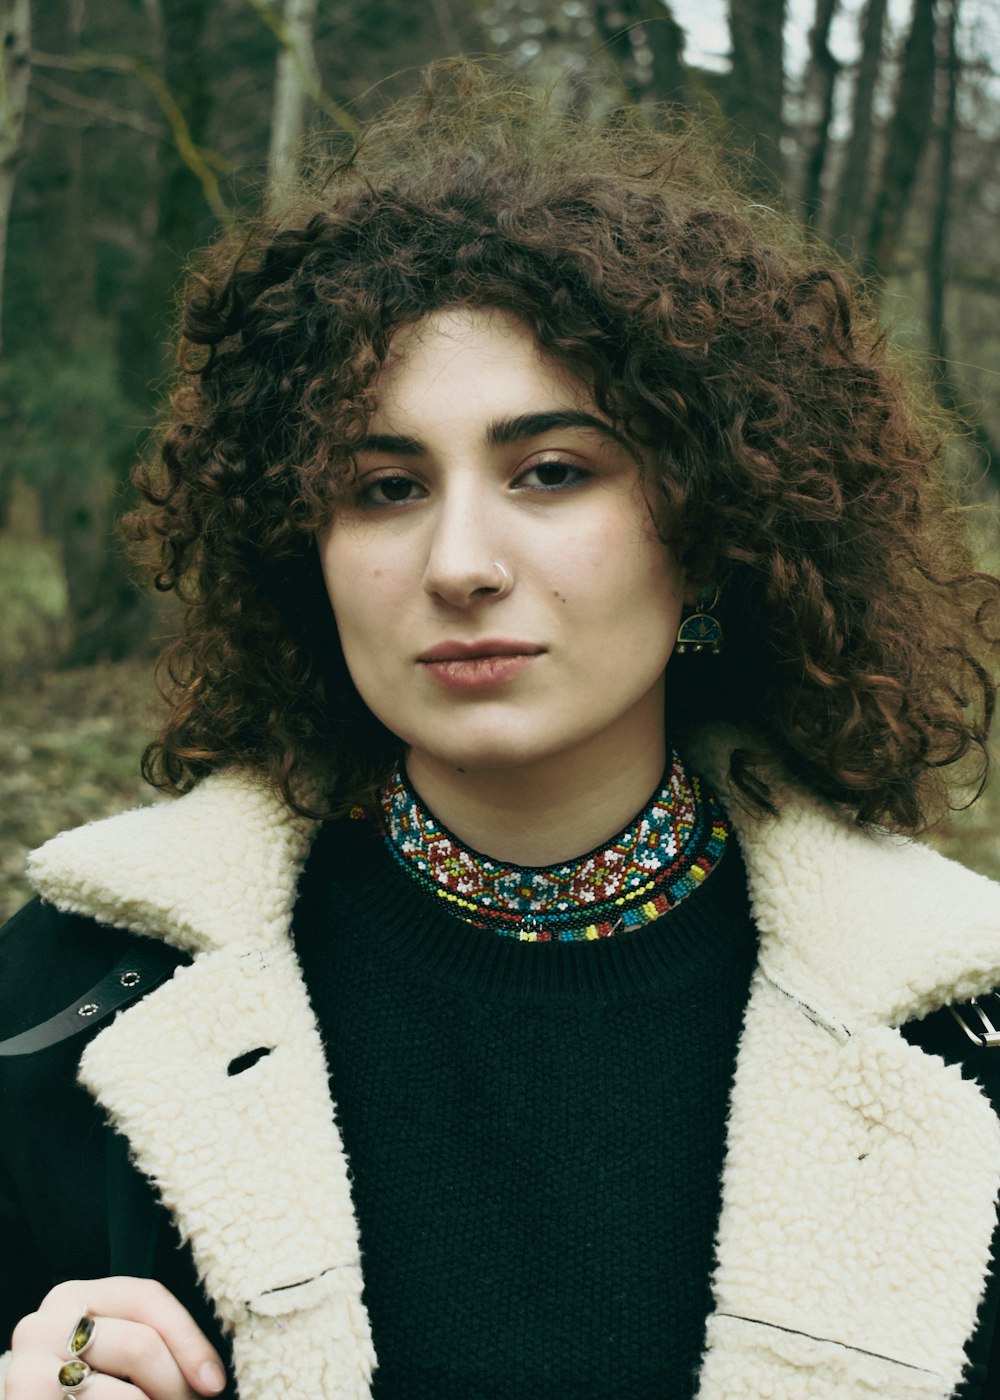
left=131, top=60, right=999, bottom=833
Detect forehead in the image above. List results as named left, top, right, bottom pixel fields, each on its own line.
left=370, top=306, right=596, bottom=423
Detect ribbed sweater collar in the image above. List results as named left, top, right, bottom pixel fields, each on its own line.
left=302, top=814, right=754, bottom=1004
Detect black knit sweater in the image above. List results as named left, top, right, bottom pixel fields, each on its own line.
left=292, top=811, right=758, bottom=1399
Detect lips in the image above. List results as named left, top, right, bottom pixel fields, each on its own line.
left=417, top=639, right=545, bottom=690
left=417, top=639, right=544, bottom=663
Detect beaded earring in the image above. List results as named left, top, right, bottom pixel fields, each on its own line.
left=675, top=586, right=723, bottom=655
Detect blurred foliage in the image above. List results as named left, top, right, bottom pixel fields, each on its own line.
left=0, top=481, right=68, bottom=681
left=0, top=325, right=137, bottom=488
left=0, top=323, right=150, bottom=665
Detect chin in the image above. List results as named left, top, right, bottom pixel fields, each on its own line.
left=423, top=744, right=550, bottom=775
left=403, top=725, right=574, bottom=776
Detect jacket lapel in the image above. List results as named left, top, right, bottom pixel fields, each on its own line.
left=29, top=756, right=1000, bottom=1400
left=31, top=772, right=376, bottom=1400
left=78, top=943, right=376, bottom=1400
left=697, top=975, right=1000, bottom=1399
left=692, top=736, right=1000, bottom=1398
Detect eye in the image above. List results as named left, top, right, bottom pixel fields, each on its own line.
left=516, top=461, right=589, bottom=491
left=357, top=474, right=425, bottom=507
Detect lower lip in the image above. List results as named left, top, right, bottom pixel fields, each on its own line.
left=420, top=654, right=540, bottom=689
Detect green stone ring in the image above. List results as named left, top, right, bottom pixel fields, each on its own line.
left=67, top=1314, right=96, bottom=1357
left=57, top=1356, right=92, bottom=1392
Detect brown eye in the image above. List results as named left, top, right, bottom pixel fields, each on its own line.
left=379, top=477, right=416, bottom=501
left=519, top=462, right=588, bottom=490
left=359, top=474, right=424, bottom=506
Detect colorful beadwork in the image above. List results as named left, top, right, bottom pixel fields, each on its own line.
left=370, top=753, right=730, bottom=942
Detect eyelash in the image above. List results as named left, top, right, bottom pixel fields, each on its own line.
left=355, top=460, right=590, bottom=508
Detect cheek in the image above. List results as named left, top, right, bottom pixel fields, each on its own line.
left=318, top=532, right=418, bottom=710
left=612, top=552, right=683, bottom=674
left=320, top=530, right=378, bottom=623
left=563, top=531, right=682, bottom=635
left=317, top=534, right=373, bottom=662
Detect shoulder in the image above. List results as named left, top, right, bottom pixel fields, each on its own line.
left=0, top=897, right=187, bottom=1049
left=901, top=994, right=1000, bottom=1397
left=717, top=771, right=1000, bottom=1028
left=27, top=772, right=318, bottom=954
left=1, top=898, right=134, bottom=1036
left=902, top=993, right=1000, bottom=1107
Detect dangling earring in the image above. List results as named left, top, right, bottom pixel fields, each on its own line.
left=676, top=586, right=723, bottom=655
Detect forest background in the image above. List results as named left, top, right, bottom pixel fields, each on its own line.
left=0, top=0, right=998, bottom=920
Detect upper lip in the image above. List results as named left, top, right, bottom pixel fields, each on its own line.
left=417, top=639, right=545, bottom=662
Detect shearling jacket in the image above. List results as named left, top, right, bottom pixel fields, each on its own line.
left=3, top=740, right=1000, bottom=1400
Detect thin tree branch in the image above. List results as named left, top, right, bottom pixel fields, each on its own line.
left=30, top=48, right=231, bottom=221
left=31, top=73, right=163, bottom=137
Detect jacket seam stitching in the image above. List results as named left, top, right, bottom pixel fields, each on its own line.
left=714, top=1311, right=946, bottom=1379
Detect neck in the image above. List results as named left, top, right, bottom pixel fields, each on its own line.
left=404, top=731, right=668, bottom=867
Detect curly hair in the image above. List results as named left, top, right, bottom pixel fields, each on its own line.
left=130, top=59, right=999, bottom=833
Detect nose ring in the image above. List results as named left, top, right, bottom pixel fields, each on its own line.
left=491, top=561, right=512, bottom=597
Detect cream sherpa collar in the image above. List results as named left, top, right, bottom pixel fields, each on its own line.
left=28, top=741, right=1000, bottom=1030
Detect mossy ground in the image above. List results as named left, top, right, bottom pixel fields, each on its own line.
left=1, top=660, right=161, bottom=923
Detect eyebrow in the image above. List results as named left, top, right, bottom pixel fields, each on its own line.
left=356, top=410, right=628, bottom=456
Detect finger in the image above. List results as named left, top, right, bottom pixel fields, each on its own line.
left=79, top=1380, right=156, bottom=1399
left=5, top=1345, right=153, bottom=1400
left=8, top=1307, right=195, bottom=1400
left=85, top=1316, right=203, bottom=1400
left=39, top=1279, right=226, bottom=1396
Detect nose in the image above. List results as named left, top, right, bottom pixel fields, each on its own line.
left=421, top=486, right=511, bottom=607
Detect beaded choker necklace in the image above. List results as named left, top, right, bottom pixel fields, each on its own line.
left=370, top=752, right=730, bottom=943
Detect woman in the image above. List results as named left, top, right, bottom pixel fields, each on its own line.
left=2, top=62, right=1000, bottom=1400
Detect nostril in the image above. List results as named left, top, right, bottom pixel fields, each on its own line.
left=227, top=1046, right=273, bottom=1076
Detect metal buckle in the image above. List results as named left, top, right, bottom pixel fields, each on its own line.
left=950, top=994, right=1000, bottom=1049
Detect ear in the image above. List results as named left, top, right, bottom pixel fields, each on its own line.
left=681, top=578, right=705, bottom=608
left=682, top=582, right=722, bottom=611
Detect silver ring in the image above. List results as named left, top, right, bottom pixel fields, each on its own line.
left=491, top=561, right=512, bottom=596
left=57, top=1357, right=93, bottom=1393
left=59, top=1316, right=96, bottom=1393
left=66, top=1315, right=96, bottom=1359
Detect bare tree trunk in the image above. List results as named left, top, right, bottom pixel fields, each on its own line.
left=863, top=0, right=936, bottom=279
left=924, top=0, right=999, bottom=486
left=594, top=0, right=690, bottom=108
left=799, top=0, right=840, bottom=225
left=116, top=0, right=215, bottom=404
left=927, top=0, right=956, bottom=357
left=428, top=0, right=462, bottom=55
left=830, top=0, right=886, bottom=246
left=726, top=0, right=786, bottom=195
left=67, top=0, right=215, bottom=664
left=267, top=0, right=319, bottom=213
left=0, top=0, right=31, bottom=354
left=57, top=0, right=93, bottom=337
left=0, top=0, right=30, bottom=526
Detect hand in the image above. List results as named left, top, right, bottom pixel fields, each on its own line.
left=6, top=1277, right=227, bottom=1399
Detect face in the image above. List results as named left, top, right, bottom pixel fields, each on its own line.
left=318, top=306, right=686, bottom=789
